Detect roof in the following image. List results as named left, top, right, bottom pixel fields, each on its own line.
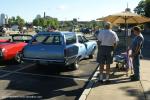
left=37, top=31, right=76, bottom=36
left=9, top=34, right=32, bottom=37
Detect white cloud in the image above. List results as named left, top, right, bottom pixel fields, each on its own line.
left=56, top=5, right=67, bottom=11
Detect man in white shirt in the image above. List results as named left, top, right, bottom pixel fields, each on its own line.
left=97, top=22, right=119, bottom=83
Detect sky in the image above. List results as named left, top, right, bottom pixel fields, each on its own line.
left=0, top=0, right=141, bottom=22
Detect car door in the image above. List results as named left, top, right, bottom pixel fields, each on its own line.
left=77, top=35, right=87, bottom=58
left=81, top=35, right=92, bottom=55
left=27, top=35, right=64, bottom=60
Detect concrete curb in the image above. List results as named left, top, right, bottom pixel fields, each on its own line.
left=139, top=81, right=148, bottom=100
left=140, top=60, right=150, bottom=100
left=79, top=64, right=99, bottom=100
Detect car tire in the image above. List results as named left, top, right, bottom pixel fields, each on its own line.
left=71, top=57, right=80, bottom=70
left=89, top=54, right=94, bottom=59
left=89, top=47, right=96, bottom=59
left=15, top=52, right=23, bottom=63
left=36, top=62, right=43, bottom=67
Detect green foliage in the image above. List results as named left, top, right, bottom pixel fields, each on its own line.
left=134, top=0, right=145, bottom=15
left=145, top=0, right=150, bottom=17
left=72, top=18, right=78, bottom=25
left=16, top=16, right=25, bottom=27
left=8, top=17, right=15, bottom=26
left=134, top=0, right=150, bottom=27
left=134, top=0, right=150, bottom=17
left=8, top=16, right=25, bottom=27
left=33, top=17, right=59, bottom=28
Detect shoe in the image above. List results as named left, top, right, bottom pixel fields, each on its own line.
left=130, top=75, right=140, bottom=81
left=105, top=80, right=111, bottom=84
left=131, top=78, right=139, bottom=81
left=130, top=75, right=135, bottom=78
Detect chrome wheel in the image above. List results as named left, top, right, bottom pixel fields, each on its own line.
left=15, top=52, right=23, bottom=63
left=72, top=58, right=79, bottom=70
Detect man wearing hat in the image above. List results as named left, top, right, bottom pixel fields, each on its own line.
left=97, top=22, right=119, bottom=83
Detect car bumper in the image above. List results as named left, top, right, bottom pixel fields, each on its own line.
left=0, top=55, right=4, bottom=61
left=22, top=56, right=77, bottom=66
left=22, top=57, right=66, bottom=65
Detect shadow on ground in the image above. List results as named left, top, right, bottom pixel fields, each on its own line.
left=0, top=73, right=85, bottom=100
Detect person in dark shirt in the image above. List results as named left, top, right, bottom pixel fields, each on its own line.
left=94, top=26, right=100, bottom=39
left=129, top=26, right=144, bottom=81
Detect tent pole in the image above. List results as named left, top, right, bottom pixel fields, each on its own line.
left=125, top=16, right=128, bottom=51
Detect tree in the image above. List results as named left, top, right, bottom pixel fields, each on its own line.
left=134, top=0, right=145, bottom=15
left=134, top=0, right=150, bottom=17
left=32, top=17, right=59, bottom=29
left=8, top=16, right=16, bottom=26
left=16, top=16, right=25, bottom=28
left=145, top=0, right=150, bottom=17
left=33, top=19, right=40, bottom=26
left=73, top=18, right=78, bottom=25
left=134, top=0, right=150, bottom=28
left=8, top=16, right=25, bottom=28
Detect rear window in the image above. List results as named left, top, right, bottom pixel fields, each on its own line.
left=31, top=35, right=62, bottom=45
left=65, top=34, right=76, bottom=45
left=13, top=35, right=32, bottom=41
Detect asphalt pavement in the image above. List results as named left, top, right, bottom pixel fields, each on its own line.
left=0, top=57, right=98, bottom=100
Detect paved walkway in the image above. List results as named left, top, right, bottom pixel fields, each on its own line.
left=80, top=59, right=150, bottom=100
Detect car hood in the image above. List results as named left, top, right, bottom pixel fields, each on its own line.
left=0, top=40, right=9, bottom=42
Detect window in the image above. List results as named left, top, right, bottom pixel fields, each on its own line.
left=65, top=34, right=76, bottom=45
left=43, top=35, right=61, bottom=45
left=31, top=35, right=62, bottom=45
left=82, top=36, right=88, bottom=42
left=13, top=35, right=32, bottom=41
left=32, top=35, right=47, bottom=43
left=78, top=36, right=83, bottom=43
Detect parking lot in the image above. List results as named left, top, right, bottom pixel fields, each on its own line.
left=0, top=33, right=150, bottom=100
left=0, top=55, right=98, bottom=100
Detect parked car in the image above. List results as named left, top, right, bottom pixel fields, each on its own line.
left=0, top=26, right=6, bottom=36
left=0, top=34, right=33, bottom=63
left=22, top=31, right=97, bottom=69
left=0, top=39, right=10, bottom=42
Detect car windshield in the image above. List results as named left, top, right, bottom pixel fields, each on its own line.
left=31, top=35, right=62, bottom=45
left=13, top=35, right=33, bottom=42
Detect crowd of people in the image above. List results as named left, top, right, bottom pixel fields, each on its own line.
left=95, top=22, right=144, bottom=84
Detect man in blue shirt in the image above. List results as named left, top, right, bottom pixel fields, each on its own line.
left=129, top=26, right=144, bottom=81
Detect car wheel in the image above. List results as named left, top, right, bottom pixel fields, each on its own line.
left=89, top=47, right=96, bottom=59
left=15, top=52, right=23, bottom=63
left=36, top=62, right=43, bottom=67
left=116, top=63, right=119, bottom=69
left=89, top=54, right=94, bottom=59
left=72, top=57, right=80, bottom=70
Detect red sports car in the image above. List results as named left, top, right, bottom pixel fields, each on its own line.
left=0, top=39, right=10, bottom=42
left=0, top=34, right=33, bottom=63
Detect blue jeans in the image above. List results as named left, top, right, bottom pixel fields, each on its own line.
left=132, top=55, right=140, bottom=79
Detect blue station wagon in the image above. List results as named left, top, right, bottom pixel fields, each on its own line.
left=22, top=31, right=97, bottom=70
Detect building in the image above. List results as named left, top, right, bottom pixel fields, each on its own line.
left=0, top=13, right=8, bottom=26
